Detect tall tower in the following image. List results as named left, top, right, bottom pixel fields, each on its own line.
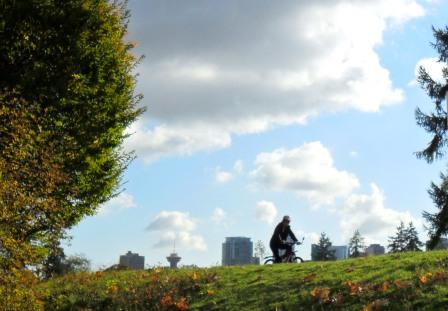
left=166, top=241, right=181, bottom=268
left=166, top=252, right=181, bottom=268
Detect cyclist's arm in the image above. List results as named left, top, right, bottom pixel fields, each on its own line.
left=288, top=227, right=298, bottom=242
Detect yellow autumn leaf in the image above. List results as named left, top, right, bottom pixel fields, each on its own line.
left=107, top=284, right=118, bottom=295
left=380, top=281, right=389, bottom=292
left=191, top=272, right=199, bottom=281
left=207, top=288, right=215, bottom=296
left=362, top=299, right=389, bottom=311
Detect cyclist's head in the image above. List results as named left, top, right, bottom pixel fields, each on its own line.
left=282, top=215, right=290, bottom=224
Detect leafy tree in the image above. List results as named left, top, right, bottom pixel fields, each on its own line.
left=423, top=171, right=448, bottom=249
left=388, top=222, right=407, bottom=253
left=254, top=240, right=266, bottom=263
left=388, top=222, right=423, bottom=252
left=348, top=230, right=365, bottom=258
left=404, top=222, right=423, bottom=251
left=416, top=26, right=448, bottom=249
left=312, top=233, right=336, bottom=261
left=1, top=0, right=143, bottom=305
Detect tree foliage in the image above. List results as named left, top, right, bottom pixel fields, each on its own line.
left=313, top=233, right=336, bottom=261
left=404, top=222, right=423, bottom=251
left=38, top=242, right=91, bottom=280
left=388, top=222, right=423, bottom=253
left=424, top=171, right=448, bottom=249
left=416, top=26, right=448, bottom=248
left=1, top=0, right=143, bottom=306
left=348, top=230, right=365, bottom=258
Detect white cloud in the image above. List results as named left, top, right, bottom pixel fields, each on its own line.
left=147, top=211, right=207, bottom=251
left=153, top=232, right=207, bottom=251
left=256, top=201, right=278, bottom=224
left=233, top=160, right=244, bottom=174
left=215, top=167, right=233, bottom=183
left=339, top=183, right=421, bottom=245
left=251, top=142, right=360, bottom=206
left=212, top=208, right=226, bottom=223
left=126, top=0, right=423, bottom=162
left=97, top=192, right=136, bottom=216
left=125, top=121, right=231, bottom=164
left=410, top=57, right=446, bottom=86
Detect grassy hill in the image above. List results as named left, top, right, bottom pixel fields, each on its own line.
left=35, top=250, right=448, bottom=310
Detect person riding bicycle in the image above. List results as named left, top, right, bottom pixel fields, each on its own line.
left=269, top=215, right=298, bottom=263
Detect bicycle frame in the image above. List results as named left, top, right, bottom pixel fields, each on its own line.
left=264, top=239, right=304, bottom=264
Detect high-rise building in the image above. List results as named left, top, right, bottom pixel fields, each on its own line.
left=330, top=245, right=348, bottom=260
left=365, top=244, right=385, bottom=256
left=119, top=251, right=145, bottom=269
left=311, top=244, right=348, bottom=260
left=222, top=237, right=258, bottom=266
left=167, top=252, right=181, bottom=269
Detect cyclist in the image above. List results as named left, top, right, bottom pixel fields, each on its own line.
left=269, top=215, right=298, bottom=263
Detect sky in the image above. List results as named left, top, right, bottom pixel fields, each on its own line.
left=65, top=0, right=448, bottom=268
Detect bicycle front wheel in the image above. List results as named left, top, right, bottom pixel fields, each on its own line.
left=293, top=256, right=304, bottom=263
left=264, top=258, right=275, bottom=265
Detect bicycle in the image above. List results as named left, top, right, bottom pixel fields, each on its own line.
left=264, top=238, right=304, bottom=264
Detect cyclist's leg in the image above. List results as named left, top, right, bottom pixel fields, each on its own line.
left=270, top=243, right=281, bottom=263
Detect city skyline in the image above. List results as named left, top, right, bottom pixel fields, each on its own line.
left=65, top=0, right=448, bottom=269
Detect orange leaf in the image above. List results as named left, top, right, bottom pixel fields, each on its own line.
left=175, top=297, right=189, bottom=310
left=419, top=272, right=432, bottom=285
left=310, top=287, right=319, bottom=297
left=393, top=279, right=408, bottom=289
left=310, top=287, right=330, bottom=302
left=345, top=280, right=362, bottom=296
left=319, top=288, right=330, bottom=302
left=303, top=273, right=316, bottom=282
left=161, top=294, right=174, bottom=307
left=380, top=281, right=389, bottom=293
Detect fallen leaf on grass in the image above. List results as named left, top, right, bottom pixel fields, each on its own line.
left=419, top=272, right=433, bottom=285
left=362, top=299, right=389, bottom=311
left=345, top=280, right=363, bottom=296
left=433, top=271, right=448, bottom=282
left=107, top=284, right=118, bottom=295
left=207, top=288, right=215, bottom=296
left=380, top=281, right=389, bottom=293
left=393, top=280, right=409, bottom=289
left=161, top=294, right=174, bottom=307
left=310, top=287, right=330, bottom=302
left=175, top=297, right=189, bottom=310
left=303, top=274, right=316, bottom=282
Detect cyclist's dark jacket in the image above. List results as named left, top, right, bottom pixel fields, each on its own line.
left=270, top=222, right=298, bottom=247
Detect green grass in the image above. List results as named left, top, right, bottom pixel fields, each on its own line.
left=36, top=250, right=448, bottom=310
